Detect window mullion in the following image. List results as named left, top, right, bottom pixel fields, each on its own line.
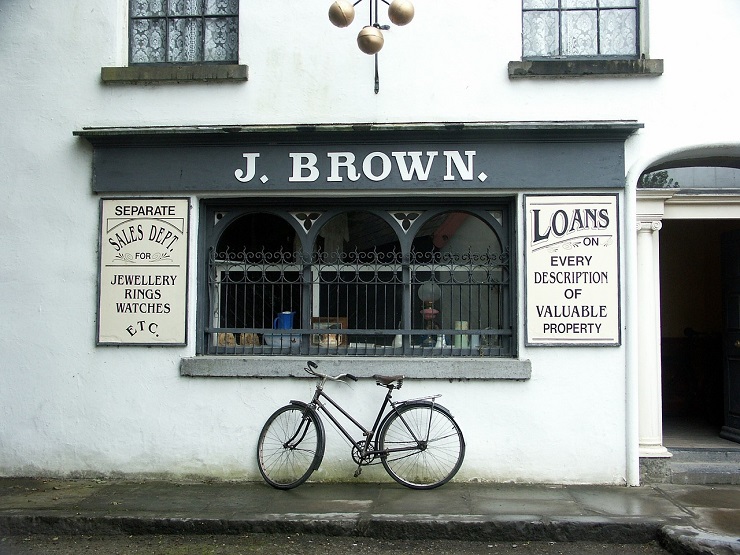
left=201, top=2, right=206, bottom=62
left=402, top=252, right=412, bottom=353
left=164, top=0, right=171, bottom=63
left=558, top=0, right=563, bottom=56
left=302, top=254, right=313, bottom=354
left=596, top=3, right=601, bottom=56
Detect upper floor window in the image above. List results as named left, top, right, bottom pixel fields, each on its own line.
left=522, top=0, right=638, bottom=58
left=129, top=0, right=239, bottom=64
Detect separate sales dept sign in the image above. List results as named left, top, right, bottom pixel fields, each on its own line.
left=525, top=195, right=620, bottom=346
left=97, top=198, right=189, bottom=345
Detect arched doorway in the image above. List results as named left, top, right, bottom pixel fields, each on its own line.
left=637, top=151, right=740, bottom=452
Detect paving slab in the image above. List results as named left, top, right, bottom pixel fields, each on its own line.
left=0, top=479, right=738, bottom=554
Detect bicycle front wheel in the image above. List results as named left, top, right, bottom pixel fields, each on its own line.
left=257, top=404, right=325, bottom=489
left=379, top=402, right=465, bottom=489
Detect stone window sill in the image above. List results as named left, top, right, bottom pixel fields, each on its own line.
left=508, top=58, right=663, bottom=79
left=101, top=64, right=248, bottom=84
left=180, top=356, right=532, bottom=381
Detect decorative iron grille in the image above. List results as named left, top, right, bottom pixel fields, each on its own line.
left=206, top=245, right=511, bottom=357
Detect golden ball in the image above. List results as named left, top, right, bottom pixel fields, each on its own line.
left=328, top=0, right=355, bottom=28
left=388, top=0, right=414, bottom=26
left=357, top=26, right=384, bottom=55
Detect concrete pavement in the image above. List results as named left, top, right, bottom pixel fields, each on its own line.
left=0, top=478, right=738, bottom=554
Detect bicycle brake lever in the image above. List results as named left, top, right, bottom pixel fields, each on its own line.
left=305, top=360, right=319, bottom=375
left=345, top=374, right=359, bottom=382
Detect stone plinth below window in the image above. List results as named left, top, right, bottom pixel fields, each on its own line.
left=101, top=64, right=248, bottom=84
left=508, top=59, right=663, bottom=79
left=180, top=357, right=532, bottom=380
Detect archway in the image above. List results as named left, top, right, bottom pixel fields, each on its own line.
left=637, top=144, right=740, bottom=451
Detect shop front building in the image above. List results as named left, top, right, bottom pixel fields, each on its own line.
left=2, top=0, right=739, bottom=486
left=75, top=121, right=637, bottom=484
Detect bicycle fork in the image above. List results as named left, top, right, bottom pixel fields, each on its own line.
left=284, top=416, right=313, bottom=450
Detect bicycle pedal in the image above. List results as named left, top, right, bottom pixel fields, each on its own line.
left=353, top=467, right=362, bottom=478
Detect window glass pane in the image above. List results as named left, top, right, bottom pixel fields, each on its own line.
left=130, top=0, right=238, bottom=63
left=213, top=214, right=301, bottom=351
left=205, top=17, right=239, bottom=62
left=169, top=0, right=204, bottom=16
left=600, top=9, right=637, bottom=55
left=131, top=0, right=166, bottom=17
left=130, top=19, right=166, bottom=63
left=206, top=0, right=239, bottom=15
left=315, top=212, right=402, bottom=347
left=413, top=213, right=506, bottom=351
left=599, top=0, right=636, bottom=7
left=523, top=0, right=557, bottom=8
left=562, top=10, right=597, bottom=55
left=562, top=0, right=597, bottom=8
left=169, top=18, right=204, bottom=62
left=523, top=11, right=559, bottom=57
left=216, top=213, right=298, bottom=254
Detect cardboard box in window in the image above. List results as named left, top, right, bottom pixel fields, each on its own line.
left=311, top=317, right=348, bottom=346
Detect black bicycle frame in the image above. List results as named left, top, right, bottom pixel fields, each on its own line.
left=307, top=383, right=421, bottom=459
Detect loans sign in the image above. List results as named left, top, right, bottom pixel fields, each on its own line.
left=97, top=198, right=189, bottom=345
left=525, top=195, right=620, bottom=346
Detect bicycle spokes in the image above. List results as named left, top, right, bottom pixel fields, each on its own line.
left=379, top=403, right=465, bottom=489
left=257, top=405, right=324, bottom=489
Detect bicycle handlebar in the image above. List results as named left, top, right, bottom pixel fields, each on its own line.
left=305, top=360, right=358, bottom=382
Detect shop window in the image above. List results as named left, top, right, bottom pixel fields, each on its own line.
left=201, top=203, right=514, bottom=358
left=129, top=0, right=239, bottom=64
left=522, top=0, right=638, bottom=58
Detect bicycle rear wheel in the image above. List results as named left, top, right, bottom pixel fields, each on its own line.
left=257, top=404, right=324, bottom=489
left=378, top=402, right=465, bottom=489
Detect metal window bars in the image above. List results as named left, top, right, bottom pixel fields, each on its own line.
left=206, top=245, right=511, bottom=357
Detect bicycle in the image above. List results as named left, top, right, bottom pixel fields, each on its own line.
left=257, top=360, right=465, bottom=490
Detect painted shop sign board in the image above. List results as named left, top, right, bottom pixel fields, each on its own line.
left=525, top=194, right=620, bottom=346
left=97, top=198, right=189, bottom=345
left=85, top=140, right=629, bottom=193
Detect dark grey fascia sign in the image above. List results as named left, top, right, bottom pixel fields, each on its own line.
left=74, top=122, right=642, bottom=193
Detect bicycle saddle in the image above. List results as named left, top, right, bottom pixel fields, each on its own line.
left=374, top=374, right=404, bottom=388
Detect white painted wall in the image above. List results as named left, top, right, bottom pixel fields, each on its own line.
left=1, top=0, right=738, bottom=484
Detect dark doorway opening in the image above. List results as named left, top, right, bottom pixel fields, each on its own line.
left=660, top=219, right=736, bottom=447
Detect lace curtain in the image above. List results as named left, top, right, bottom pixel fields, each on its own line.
left=522, top=0, right=637, bottom=58
left=130, top=0, right=239, bottom=63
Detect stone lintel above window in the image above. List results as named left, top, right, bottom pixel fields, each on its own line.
left=508, top=58, right=663, bottom=79
left=101, top=64, right=248, bottom=84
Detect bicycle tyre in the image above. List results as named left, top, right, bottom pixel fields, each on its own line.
left=378, top=402, right=465, bottom=489
left=257, top=404, right=325, bottom=489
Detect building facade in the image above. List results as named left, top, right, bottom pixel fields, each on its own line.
left=1, top=0, right=738, bottom=485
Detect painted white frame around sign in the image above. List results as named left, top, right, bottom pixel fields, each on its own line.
left=524, top=194, right=620, bottom=346
left=97, top=198, right=190, bottom=345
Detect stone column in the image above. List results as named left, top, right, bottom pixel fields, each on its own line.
left=636, top=219, right=671, bottom=458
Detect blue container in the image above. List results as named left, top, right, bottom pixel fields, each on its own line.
left=273, top=311, right=296, bottom=329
